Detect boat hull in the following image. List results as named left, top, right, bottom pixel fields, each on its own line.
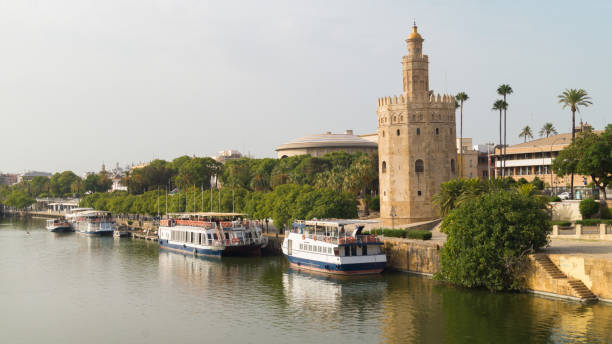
left=158, top=239, right=262, bottom=258
left=47, top=226, right=73, bottom=233
left=77, top=230, right=114, bottom=236
left=286, top=255, right=385, bottom=275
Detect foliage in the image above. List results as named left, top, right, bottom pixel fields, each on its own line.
left=550, top=220, right=572, bottom=227
left=369, top=195, right=380, bottom=212
left=4, top=190, right=35, bottom=209
left=539, top=123, right=558, bottom=138
left=50, top=171, right=81, bottom=196
left=433, top=177, right=518, bottom=217
left=579, top=198, right=599, bottom=219
left=518, top=126, right=533, bottom=142
left=553, top=125, right=612, bottom=202
left=558, top=89, right=592, bottom=116
left=530, top=177, right=544, bottom=190
left=575, top=219, right=604, bottom=226
left=517, top=178, right=528, bottom=185
left=84, top=172, right=112, bottom=193
left=126, top=159, right=175, bottom=194
left=438, top=190, right=550, bottom=291
left=405, top=230, right=432, bottom=240
left=550, top=196, right=562, bottom=202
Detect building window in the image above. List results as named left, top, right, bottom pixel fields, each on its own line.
left=415, top=159, right=424, bottom=173
left=418, top=191, right=422, bottom=196
left=435, top=128, right=439, bottom=135
left=469, top=160, right=472, bottom=168
left=382, top=130, right=385, bottom=137
left=382, top=161, right=387, bottom=173
left=451, top=159, right=455, bottom=173
left=396, top=129, right=400, bottom=136
left=416, top=128, right=421, bottom=135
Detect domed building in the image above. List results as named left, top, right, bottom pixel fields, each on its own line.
left=276, top=130, right=377, bottom=158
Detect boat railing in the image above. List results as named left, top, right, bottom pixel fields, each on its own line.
left=298, top=233, right=382, bottom=245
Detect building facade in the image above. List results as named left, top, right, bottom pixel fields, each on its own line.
left=276, top=130, right=377, bottom=158
left=377, top=25, right=457, bottom=226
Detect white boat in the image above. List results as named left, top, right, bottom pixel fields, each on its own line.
left=73, top=210, right=116, bottom=235
left=281, top=220, right=386, bottom=275
left=46, top=218, right=73, bottom=232
left=158, top=212, right=268, bottom=258
left=65, top=207, right=94, bottom=229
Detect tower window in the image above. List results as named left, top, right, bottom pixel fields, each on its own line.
left=382, top=130, right=385, bottom=137
left=417, top=191, right=422, bottom=196
left=416, top=128, right=420, bottom=135
left=396, top=129, right=400, bottom=136
left=435, top=128, right=439, bottom=135
left=382, top=161, right=387, bottom=173
left=451, top=159, right=456, bottom=173
left=415, top=159, right=424, bottom=173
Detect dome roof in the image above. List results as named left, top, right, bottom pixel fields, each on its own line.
left=407, top=25, right=422, bottom=40
left=276, top=132, right=378, bottom=151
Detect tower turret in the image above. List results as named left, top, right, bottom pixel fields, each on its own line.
left=402, top=24, right=429, bottom=101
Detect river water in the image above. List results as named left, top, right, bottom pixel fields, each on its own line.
left=1, top=218, right=611, bottom=344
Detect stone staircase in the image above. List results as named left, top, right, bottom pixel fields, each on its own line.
left=533, top=254, right=597, bottom=302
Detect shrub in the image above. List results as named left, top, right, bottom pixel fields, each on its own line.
left=405, top=230, right=432, bottom=240
left=579, top=198, right=599, bottom=219
left=601, top=207, right=612, bottom=219
left=382, top=229, right=406, bottom=238
left=551, top=220, right=572, bottom=227
left=517, top=177, right=529, bottom=185
left=550, top=196, right=562, bottom=202
left=530, top=177, right=544, bottom=190
left=438, top=190, right=550, bottom=291
left=369, top=195, right=380, bottom=212
left=576, top=219, right=601, bottom=226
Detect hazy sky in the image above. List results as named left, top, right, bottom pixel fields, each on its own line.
left=1, top=0, right=610, bottom=175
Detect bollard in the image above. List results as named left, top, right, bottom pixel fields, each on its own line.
left=552, top=225, right=559, bottom=237
left=575, top=224, right=582, bottom=239
left=601, top=224, right=607, bottom=240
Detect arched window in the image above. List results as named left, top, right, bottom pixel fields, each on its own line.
left=382, top=161, right=387, bottom=173
left=416, top=128, right=421, bottom=135
left=382, top=130, right=385, bottom=137
left=396, top=129, right=400, bottom=136
left=415, top=159, right=424, bottom=173
left=451, top=159, right=456, bottom=173
left=393, top=116, right=397, bottom=122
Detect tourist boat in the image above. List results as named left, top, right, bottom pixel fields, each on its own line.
left=281, top=220, right=386, bottom=275
left=157, top=212, right=268, bottom=258
left=46, top=218, right=73, bottom=232
left=73, top=210, right=116, bottom=235
left=65, top=207, right=94, bottom=228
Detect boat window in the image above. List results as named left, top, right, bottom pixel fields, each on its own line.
left=299, top=244, right=303, bottom=250
left=308, top=245, right=312, bottom=251
left=207, top=233, right=212, bottom=240
left=344, top=246, right=350, bottom=256
left=328, top=247, right=332, bottom=254
left=362, top=245, right=368, bottom=256
left=213, top=233, right=218, bottom=240
left=351, top=246, right=357, bottom=256
left=224, top=233, right=229, bottom=240
left=318, top=246, right=321, bottom=253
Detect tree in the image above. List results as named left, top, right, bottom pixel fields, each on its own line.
left=518, top=126, right=533, bottom=143
left=456, top=92, right=469, bottom=178
left=539, top=122, right=558, bottom=138
left=497, top=84, right=513, bottom=176
left=175, top=157, right=221, bottom=189
left=492, top=99, right=507, bottom=175
left=552, top=125, right=611, bottom=203
left=4, top=190, right=35, bottom=209
left=29, top=176, right=50, bottom=197
left=558, top=88, right=592, bottom=199
left=438, top=190, right=550, bottom=291
left=49, top=171, right=81, bottom=197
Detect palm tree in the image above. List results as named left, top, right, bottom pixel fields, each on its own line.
left=455, top=92, right=469, bottom=178
left=558, top=88, right=592, bottom=199
left=518, top=126, right=533, bottom=142
left=539, top=122, right=558, bottom=138
left=497, top=84, right=513, bottom=176
left=492, top=99, right=507, bottom=177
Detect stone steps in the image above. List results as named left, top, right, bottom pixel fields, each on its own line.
left=533, top=254, right=598, bottom=302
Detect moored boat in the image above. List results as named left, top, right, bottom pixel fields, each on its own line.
left=46, top=218, right=73, bottom=232
left=73, top=210, right=116, bottom=235
left=281, top=220, right=386, bottom=275
left=158, top=212, right=268, bottom=258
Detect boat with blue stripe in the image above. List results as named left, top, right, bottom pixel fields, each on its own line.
left=158, top=212, right=268, bottom=258
left=282, top=220, right=386, bottom=275
left=72, top=210, right=116, bottom=236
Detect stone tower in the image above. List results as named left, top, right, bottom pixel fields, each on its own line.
left=377, top=25, right=457, bottom=227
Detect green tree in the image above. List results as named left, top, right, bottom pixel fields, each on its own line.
left=497, top=84, right=513, bottom=176
left=456, top=92, right=469, bottom=178
left=438, top=190, right=550, bottom=291
left=50, top=171, right=81, bottom=197
left=518, top=126, right=533, bottom=143
left=175, top=157, right=221, bottom=189
left=558, top=88, right=592, bottom=199
left=29, top=176, right=50, bottom=197
left=579, top=198, right=599, bottom=219
left=552, top=125, right=611, bottom=202
left=4, top=190, right=35, bottom=209
left=492, top=100, right=507, bottom=157
left=539, top=122, right=558, bottom=138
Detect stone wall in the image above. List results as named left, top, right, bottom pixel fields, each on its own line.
left=549, top=254, right=612, bottom=302
left=550, top=200, right=582, bottom=221
left=382, top=238, right=441, bottom=275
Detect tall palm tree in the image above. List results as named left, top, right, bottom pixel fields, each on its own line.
left=539, top=122, right=558, bottom=138
left=558, top=88, right=592, bottom=199
left=518, top=126, right=533, bottom=143
left=497, top=84, right=513, bottom=176
left=455, top=92, right=469, bottom=178
left=492, top=99, right=507, bottom=177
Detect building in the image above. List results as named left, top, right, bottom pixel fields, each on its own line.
left=474, top=144, right=495, bottom=180
left=0, top=173, right=19, bottom=186
left=18, top=171, right=52, bottom=183
left=493, top=129, right=600, bottom=195
left=215, top=150, right=243, bottom=163
left=275, top=130, right=377, bottom=158
left=456, top=139, right=494, bottom=180
left=377, top=25, right=457, bottom=226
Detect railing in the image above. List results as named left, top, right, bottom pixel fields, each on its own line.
left=551, top=224, right=612, bottom=241
left=298, top=233, right=382, bottom=245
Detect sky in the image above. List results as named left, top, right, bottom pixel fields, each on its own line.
left=1, top=0, right=610, bottom=175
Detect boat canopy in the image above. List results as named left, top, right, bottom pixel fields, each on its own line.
left=75, top=210, right=112, bottom=217
left=166, top=212, right=247, bottom=218
left=296, top=219, right=379, bottom=227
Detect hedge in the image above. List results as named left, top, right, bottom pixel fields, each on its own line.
left=551, top=220, right=572, bottom=227
left=576, top=219, right=612, bottom=226
left=405, top=230, right=432, bottom=240
left=366, top=229, right=432, bottom=240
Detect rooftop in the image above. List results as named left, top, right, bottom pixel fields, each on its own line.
left=494, top=130, right=602, bottom=155
left=276, top=131, right=377, bottom=151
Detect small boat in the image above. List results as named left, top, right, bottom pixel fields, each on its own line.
left=46, top=218, right=73, bottom=232
left=113, top=230, right=129, bottom=238
left=281, top=220, right=386, bottom=275
left=158, top=212, right=268, bottom=258
left=73, top=210, right=116, bottom=236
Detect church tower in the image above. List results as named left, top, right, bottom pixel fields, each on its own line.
left=377, top=24, right=457, bottom=226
